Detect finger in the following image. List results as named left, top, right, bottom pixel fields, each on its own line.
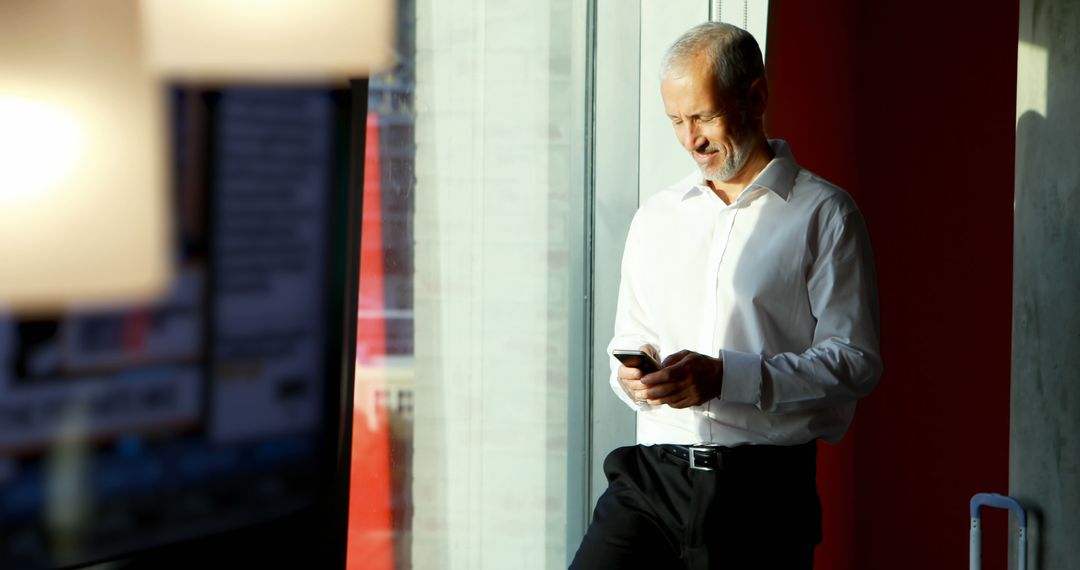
left=652, top=392, right=695, bottom=410
left=619, top=365, right=642, bottom=380
left=640, top=366, right=675, bottom=385
left=669, top=381, right=713, bottom=408
left=661, top=350, right=694, bottom=368
left=646, top=378, right=698, bottom=405
left=621, top=379, right=647, bottom=393
left=641, top=366, right=681, bottom=386
left=644, top=380, right=684, bottom=400
left=646, top=393, right=691, bottom=407
left=665, top=392, right=700, bottom=409
left=618, top=377, right=649, bottom=403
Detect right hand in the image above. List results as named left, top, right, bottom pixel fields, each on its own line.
left=618, top=344, right=659, bottom=404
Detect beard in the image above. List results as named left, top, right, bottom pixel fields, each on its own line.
left=699, top=134, right=753, bottom=183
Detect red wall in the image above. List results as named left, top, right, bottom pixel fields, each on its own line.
left=765, top=2, right=1018, bottom=568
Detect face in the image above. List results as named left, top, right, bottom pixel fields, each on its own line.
left=661, top=64, right=754, bottom=183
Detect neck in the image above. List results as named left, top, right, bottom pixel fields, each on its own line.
left=707, top=135, right=774, bottom=205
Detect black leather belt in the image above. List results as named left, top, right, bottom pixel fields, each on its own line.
left=660, top=445, right=726, bottom=470
left=659, top=442, right=816, bottom=472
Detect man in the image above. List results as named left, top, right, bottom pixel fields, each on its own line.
left=570, top=22, right=882, bottom=569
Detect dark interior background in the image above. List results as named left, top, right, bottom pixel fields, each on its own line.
left=765, top=2, right=1019, bottom=568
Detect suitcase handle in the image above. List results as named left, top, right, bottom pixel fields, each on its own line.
left=969, top=493, right=1026, bottom=570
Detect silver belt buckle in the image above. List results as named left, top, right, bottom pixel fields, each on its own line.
left=688, top=446, right=718, bottom=471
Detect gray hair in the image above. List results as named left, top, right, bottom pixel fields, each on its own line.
left=660, top=22, right=765, bottom=96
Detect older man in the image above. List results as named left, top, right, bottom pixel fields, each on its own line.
left=570, top=22, right=882, bottom=569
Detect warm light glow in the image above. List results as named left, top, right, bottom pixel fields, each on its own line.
left=141, top=0, right=396, bottom=81
left=0, top=97, right=85, bottom=203
left=0, top=0, right=170, bottom=313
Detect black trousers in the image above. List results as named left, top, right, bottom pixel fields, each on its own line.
left=570, top=443, right=821, bottom=570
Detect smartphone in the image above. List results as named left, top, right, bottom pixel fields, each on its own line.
left=612, top=349, right=661, bottom=374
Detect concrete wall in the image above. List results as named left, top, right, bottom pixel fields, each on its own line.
left=410, top=0, right=573, bottom=568
left=1010, top=0, right=1080, bottom=568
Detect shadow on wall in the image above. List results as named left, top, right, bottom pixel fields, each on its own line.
left=1010, top=0, right=1080, bottom=567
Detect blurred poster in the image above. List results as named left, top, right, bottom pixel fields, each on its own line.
left=208, top=90, right=331, bottom=442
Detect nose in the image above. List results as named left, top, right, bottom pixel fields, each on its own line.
left=677, top=120, right=702, bottom=152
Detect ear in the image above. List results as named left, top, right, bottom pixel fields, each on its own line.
left=746, top=76, right=769, bottom=120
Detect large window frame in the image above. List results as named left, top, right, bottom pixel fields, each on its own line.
left=567, top=2, right=769, bottom=564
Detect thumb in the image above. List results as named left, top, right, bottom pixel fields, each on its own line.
left=639, top=344, right=660, bottom=360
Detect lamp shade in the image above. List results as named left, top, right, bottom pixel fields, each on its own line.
left=0, top=0, right=169, bottom=312
left=140, top=0, right=396, bottom=81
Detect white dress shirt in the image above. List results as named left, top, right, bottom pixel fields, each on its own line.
left=609, top=139, right=882, bottom=446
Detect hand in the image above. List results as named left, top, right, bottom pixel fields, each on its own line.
left=617, top=344, right=660, bottom=404
left=640, top=350, right=723, bottom=408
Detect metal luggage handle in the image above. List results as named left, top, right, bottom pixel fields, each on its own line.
left=970, top=493, right=1027, bottom=570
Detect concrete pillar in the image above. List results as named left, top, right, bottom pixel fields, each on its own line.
left=410, top=1, right=573, bottom=568
left=1010, top=0, right=1080, bottom=568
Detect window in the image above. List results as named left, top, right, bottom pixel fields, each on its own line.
left=348, top=0, right=585, bottom=568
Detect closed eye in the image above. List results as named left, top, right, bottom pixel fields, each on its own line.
left=669, top=114, right=720, bottom=125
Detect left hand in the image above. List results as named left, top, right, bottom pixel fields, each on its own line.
left=641, top=350, right=724, bottom=408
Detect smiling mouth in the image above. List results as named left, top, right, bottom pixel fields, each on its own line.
left=693, top=148, right=719, bottom=165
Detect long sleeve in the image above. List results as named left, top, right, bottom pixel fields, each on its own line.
left=607, top=214, right=658, bottom=411
left=720, top=208, right=882, bottom=414
left=609, top=141, right=881, bottom=446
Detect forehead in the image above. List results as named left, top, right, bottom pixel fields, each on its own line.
left=660, top=65, right=729, bottom=113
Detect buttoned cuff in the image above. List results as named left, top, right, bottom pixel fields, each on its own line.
left=719, top=349, right=763, bottom=407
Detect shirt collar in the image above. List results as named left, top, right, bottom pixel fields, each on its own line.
left=681, top=139, right=799, bottom=202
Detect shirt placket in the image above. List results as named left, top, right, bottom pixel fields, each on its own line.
left=698, top=202, right=740, bottom=356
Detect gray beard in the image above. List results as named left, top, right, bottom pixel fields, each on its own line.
left=702, top=136, right=752, bottom=183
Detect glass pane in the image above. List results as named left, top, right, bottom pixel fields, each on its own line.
left=0, top=86, right=356, bottom=568
left=348, top=0, right=578, bottom=569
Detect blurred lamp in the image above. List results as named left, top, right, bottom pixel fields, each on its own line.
left=0, top=0, right=169, bottom=313
left=140, top=0, right=396, bottom=81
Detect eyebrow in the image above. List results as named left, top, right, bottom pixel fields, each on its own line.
left=668, top=110, right=721, bottom=120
